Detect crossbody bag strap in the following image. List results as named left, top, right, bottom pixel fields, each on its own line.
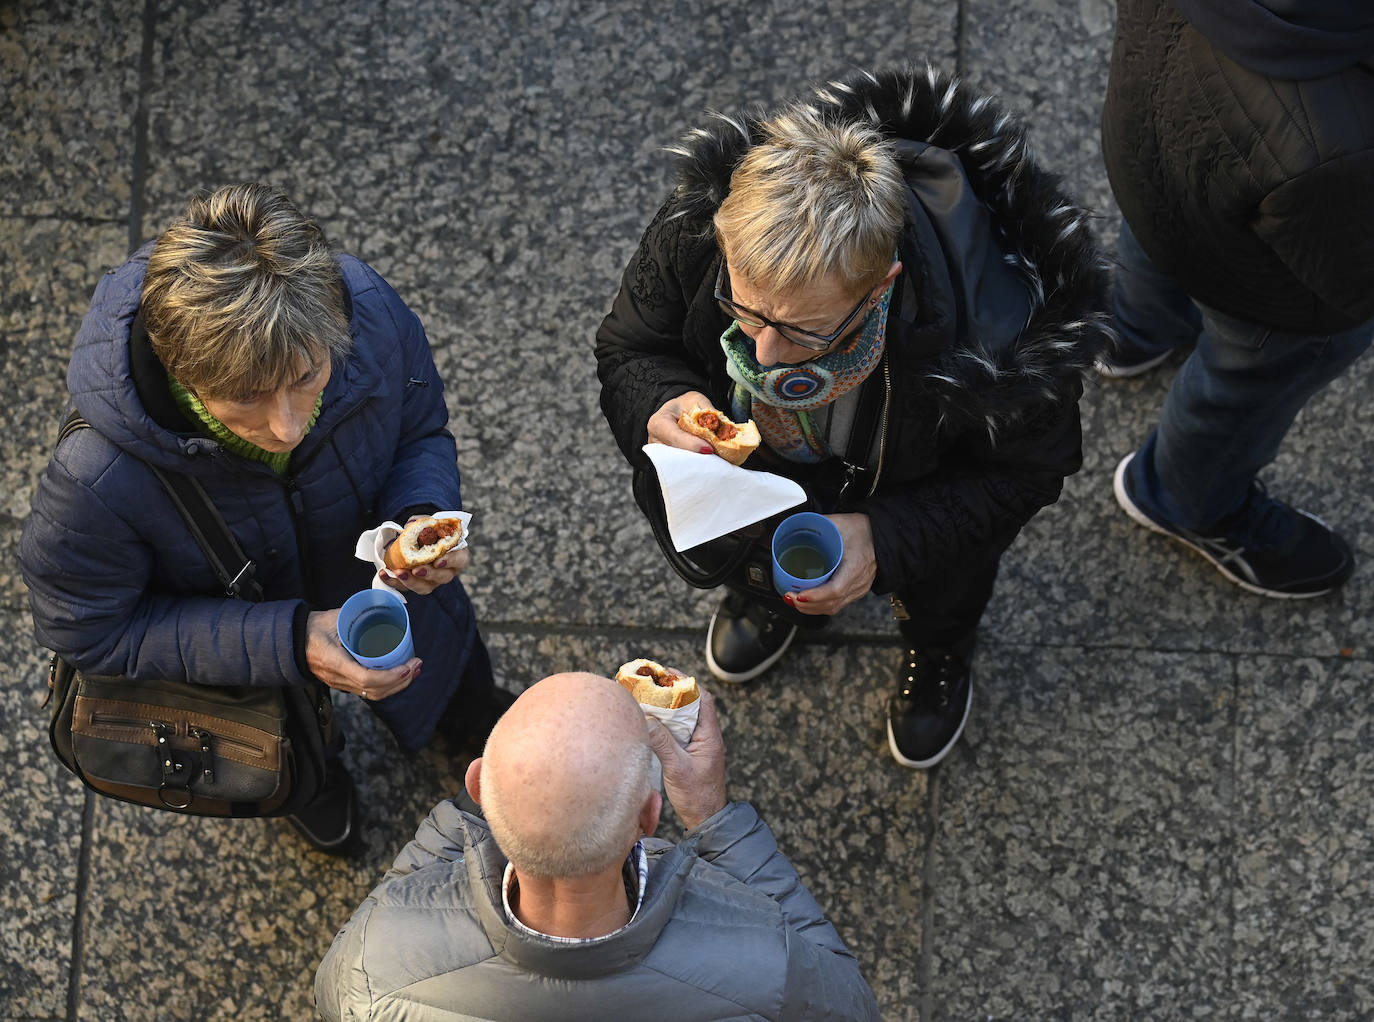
left=57, top=411, right=264, bottom=603
left=146, top=464, right=265, bottom=602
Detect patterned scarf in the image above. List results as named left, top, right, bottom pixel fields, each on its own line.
left=168, top=375, right=322, bottom=475
left=723, top=281, right=893, bottom=462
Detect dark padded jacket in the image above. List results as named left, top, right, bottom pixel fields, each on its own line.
left=1102, top=0, right=1374, bottom=332
left=19, top=246, right=477, bottom=751
left=596, top=66, right=1111, bottom=593
left=315, top=800, right=880, bottom=1021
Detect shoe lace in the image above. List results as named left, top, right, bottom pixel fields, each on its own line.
left=1221, top=481, right=1296, bottom=551
left=901, top=649, right=960, bottom=710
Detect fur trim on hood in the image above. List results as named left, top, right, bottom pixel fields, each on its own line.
left=665, top=65, right=1113, bottom=439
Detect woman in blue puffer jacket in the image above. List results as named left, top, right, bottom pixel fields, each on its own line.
left=20, top=183, right=504, bottom=852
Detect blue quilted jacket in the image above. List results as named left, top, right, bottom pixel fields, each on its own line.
left=20, top=245, right=477, bottom=751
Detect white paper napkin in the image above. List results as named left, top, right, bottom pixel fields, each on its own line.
left=353, top=511, right=473, bottom=602
left=643, top=444, right=805, bottom=552
left=638, top=699, right=701, bottom=791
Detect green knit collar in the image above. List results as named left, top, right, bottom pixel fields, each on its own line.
left=168, top=375, right=322, bottom=474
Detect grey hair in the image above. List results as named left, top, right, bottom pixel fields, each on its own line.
left=713, top=104, right=906, bottom=293
left=141, top=182, right=352, bottom=401
left=482, top=738, right=654, bottom=878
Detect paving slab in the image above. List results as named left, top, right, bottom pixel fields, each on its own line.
left=964, top=0, right=1118, bottom=220
left=0, top=635, right=83, bottom=1021
left=932, top=646, right=1237, bottom=1020
left=0, top=1, right=140, bottom=220
left=4, top=0, right=1374, bottom=1020
left=1232, top=654, right=1374, bottom=1020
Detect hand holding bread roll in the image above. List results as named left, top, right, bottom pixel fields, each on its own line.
left=678, top=406, right=759, bottom=466
left=616, top=658, right=702, bottom=790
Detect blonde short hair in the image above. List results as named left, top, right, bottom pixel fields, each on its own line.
left=482, top=738, right=653, bottom=879
left=713, top=105, right=906, bottom=293
left=141, top=183, right=351, bottom=401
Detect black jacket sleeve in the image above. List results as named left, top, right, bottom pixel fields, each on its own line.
left=594, top=194, right=721, bottom=470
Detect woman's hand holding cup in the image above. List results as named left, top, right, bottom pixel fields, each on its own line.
left=781, top=512, right=876, bottom=616
left=306, top=608, right=420, bottom=701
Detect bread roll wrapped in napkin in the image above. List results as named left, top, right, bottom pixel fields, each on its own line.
left=616, top=658, right=701, bottom=790
left=354, top=511, right=472, bottom=602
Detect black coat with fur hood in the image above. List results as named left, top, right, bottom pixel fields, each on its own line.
left=595, top=66, right=1111, bottom=593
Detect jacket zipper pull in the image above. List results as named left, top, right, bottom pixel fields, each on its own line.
left=836, top=462, right=859, bottom=508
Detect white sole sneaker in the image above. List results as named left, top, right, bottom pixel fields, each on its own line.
left=704, top=605, right=797, bottom=684
left=1113, top=452, right=1337, bottom=599
left=886, top=676, right=973, bottom=770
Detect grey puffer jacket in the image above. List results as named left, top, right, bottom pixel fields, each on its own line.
left=19, top=246, right=478, bottom=751
left=314, top=800, right=880, bottom=1021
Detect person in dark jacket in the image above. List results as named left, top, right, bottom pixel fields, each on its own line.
left=315, top=673, right=880, bottom=1021
left=1099, top=0, right=1374, bottom=597
left=595, top=67, right=1110, bottom=769
left=20, top=183, right=507, bottom=852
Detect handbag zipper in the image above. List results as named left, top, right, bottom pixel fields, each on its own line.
left=88, top=713, right=269, bottom=758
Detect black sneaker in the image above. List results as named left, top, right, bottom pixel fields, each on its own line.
left=287, top=764, right=358, bottom=854
left=1114, top=453, right=1353, bottom=598
left=706, top=591, right=798, bottom=683
left=886, top=643, right=973, bottom=769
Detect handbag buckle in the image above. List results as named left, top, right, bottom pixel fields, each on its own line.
left=153, top=722, right=194, bottom=809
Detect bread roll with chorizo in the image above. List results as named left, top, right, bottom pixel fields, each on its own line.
left=383, top=515, right=465, bottom=571
left=678, top=405, right=759, bottom=466
left=615, top=658, right=700, bottom=710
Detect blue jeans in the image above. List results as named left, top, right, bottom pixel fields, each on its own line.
left=1114, top=223, right=1374, bottom=530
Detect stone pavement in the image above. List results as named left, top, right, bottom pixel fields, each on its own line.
left=3, top=1, right=1371, bottom=1019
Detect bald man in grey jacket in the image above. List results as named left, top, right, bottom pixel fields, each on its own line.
left=314, top=672, right=879, bottom=1021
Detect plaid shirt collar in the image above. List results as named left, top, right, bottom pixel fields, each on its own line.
left=501, top=841, right=648, bottom=945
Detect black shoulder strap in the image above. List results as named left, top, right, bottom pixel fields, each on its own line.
left=56, top=411, right=264, bottom=602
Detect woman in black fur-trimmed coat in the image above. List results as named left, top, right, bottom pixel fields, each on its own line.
left=594, top=66, right=1111, bottom=769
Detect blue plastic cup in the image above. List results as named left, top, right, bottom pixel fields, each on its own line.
left=337, top=589, right=414, bottom=669
left=771, top=512, right=844, bottom=596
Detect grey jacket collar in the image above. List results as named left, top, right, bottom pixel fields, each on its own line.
left=461, top=814, right=698, bottom=979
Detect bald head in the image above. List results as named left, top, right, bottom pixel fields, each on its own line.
left=477, top=673, right=655, bottom=877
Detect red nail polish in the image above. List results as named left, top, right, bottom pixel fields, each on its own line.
left=415, top=567, right=427, bottom=577
left=699, top=445, right=713, bottom=455
left=783, top=593, right=794, bottom=604
left=797, top=595, right=809, bottom=603
left=434, top=559, right=447, bottom=569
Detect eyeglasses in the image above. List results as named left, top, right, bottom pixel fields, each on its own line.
left=714, top=263, right=872, bottom=352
